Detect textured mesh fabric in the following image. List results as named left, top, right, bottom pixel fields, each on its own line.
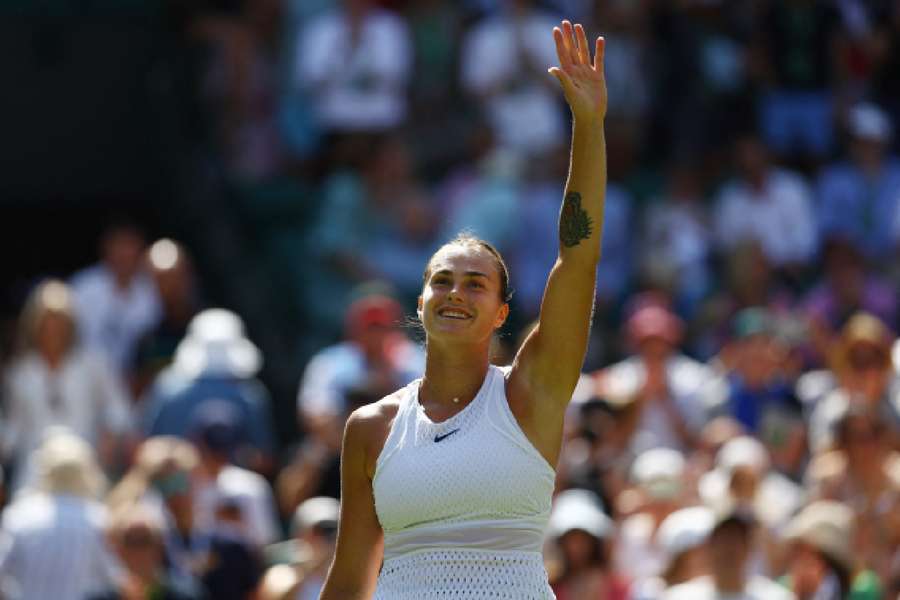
left=372, top=365, right=556, bottom=597
left=373, top=549, right=555, bottom=600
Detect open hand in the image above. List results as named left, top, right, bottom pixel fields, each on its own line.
left=549, top=21, right=607, bottom=123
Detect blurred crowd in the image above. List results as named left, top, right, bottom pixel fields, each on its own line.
left=2, top=0, right=900, bottom=598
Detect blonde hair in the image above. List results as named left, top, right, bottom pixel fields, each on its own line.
left=16, top=279, right=77, bottom=355
left=34, top=428, right=106, bottom=498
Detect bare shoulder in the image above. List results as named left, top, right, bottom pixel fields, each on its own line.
left=345, top=389, right=405, bottom=478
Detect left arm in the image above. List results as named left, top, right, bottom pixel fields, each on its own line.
left=509, top=21, right=607, bottom=451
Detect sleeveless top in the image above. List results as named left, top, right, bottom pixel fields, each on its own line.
left=372, top=365, right=557, bottom=599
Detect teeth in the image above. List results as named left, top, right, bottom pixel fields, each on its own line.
left=441, top=310, right=469, bottom=319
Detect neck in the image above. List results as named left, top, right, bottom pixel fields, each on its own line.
left=420, top=339, right=491, bottom=410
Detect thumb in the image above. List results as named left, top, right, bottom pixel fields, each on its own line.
left=548, top=67, right=575, bottom=97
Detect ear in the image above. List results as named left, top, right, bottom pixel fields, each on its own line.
left=494, top=303, right=509, bottom=329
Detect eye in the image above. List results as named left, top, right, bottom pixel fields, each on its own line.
left=468, top=280, right=485, bottom=289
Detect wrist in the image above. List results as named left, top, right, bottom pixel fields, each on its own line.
left=572, top=113, right=606, bottom=129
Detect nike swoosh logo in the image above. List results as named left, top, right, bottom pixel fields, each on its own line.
left=434, top=429, right=460, bottom=443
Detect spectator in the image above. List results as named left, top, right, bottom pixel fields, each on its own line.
left=803, top=240, right=898, bottom=345
left=89, top=505, right=203, bottom=600
left=107, top=436, right=197, bottom=518
left=590, top=0, right=654, bottom=148
left=663, top=506, right=795, bottom=600
left=805, top=313, right=900, bottom=451
left=595, top=298, right=724, bottom=454
left=713, top=134, right=818, bottom=270
left=809, top=403, right=900, bottom=583
left=756, top=0, right=841, bottom=161
left=132, top=239, right=201, bottom=399
left=149, top=440, right=263, bottom=600
left=615, top=448, right=687, bottom=583
left=69, top=221, right=161, bottom=374
left=196, top=0, right=285, bottom=180
left=781, top=500, right=880, bottom=600
left=633, top=506, right=714, bottom=600
left=0, top=430, right=119, bottom=600
left=460, top=0, right=565, bottom=158
left=295, top=0, right=412, bottom=135
left=692, top=241, right=798, bottom=360
left=818, top=103, right=900, bottom=261
left=640, top=160, right=713, bottom=318
left=260, top=496, right=339, bottom=600
left=304, top=137, right=438, bottom=329
left=280, top=293, right=423, bottom=510
left=190, top=402, right=280, bottom=549
left=716, top=308, right=806, bottom=477
left=698, top=436, right=803, bottom=545
left=547, top=489, right=628, bottom=600
left=2, top=280, right=132, bottom=490
left=142, top=309, right=276, bottom=473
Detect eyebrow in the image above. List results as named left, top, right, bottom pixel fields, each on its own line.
left=432, top=269, right=490, bottom=279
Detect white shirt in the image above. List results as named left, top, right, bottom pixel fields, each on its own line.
left=2, top=350, right=132, bottom=487
left=70, top=264, right=161, bottom=372
left=599, top=355, right=726, bottom=453
left=372, top=365, right=556, bottom=599
left=663, top=575, right=796, bottom=600
left=0, top=493, right=120, bottom=600
left=296, top=9, right=411, bottom=131
left=298, top=340, right=424, bottom=417
left=615, top=512, right=667, bottom=581
left=194, top=465, right=280, bottom=548
left=460, top=12, right=565, bottom=156
left=714, top=169, right=817, bottom=266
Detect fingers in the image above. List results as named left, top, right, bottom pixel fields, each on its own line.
left=552, top=27, right=571, bottom=69
left=594, top=36, right=605, bottom=72
left=561, top=21, right=579, bottom=65
left=575, top=23, right=591, bottom=65
left=554, top=20, right=601, bottom=70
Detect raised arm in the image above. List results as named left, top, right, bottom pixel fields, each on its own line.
left=509, top=21, right=607, bottom=435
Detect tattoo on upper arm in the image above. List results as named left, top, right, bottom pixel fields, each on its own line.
left=559, top=191, right=593, bottom=247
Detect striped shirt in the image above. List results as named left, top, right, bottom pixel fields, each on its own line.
left=0, top=493, right=120, bottom=600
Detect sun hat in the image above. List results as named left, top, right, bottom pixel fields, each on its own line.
left=784, top=500, right=855, bottom=572
left=174, top=308, right=262, bottom=378
left=630, top=447, right=686, bottom=500
left=292, top=496, right=340, bottom=535
left=658, top=506, right=715, bottom=560
left=548, top=489, right=615, bottom=541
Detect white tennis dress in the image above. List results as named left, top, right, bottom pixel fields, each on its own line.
left=372, top=365, right=557, bottom=599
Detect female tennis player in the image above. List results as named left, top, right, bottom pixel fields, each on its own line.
left=320, top=19, right=607, bottom=599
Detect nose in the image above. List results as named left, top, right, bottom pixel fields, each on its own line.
left=447, top=282, right=464, bottom=303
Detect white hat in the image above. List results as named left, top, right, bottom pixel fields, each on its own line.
left=715, top=436, right=769, bottom=477
left=174, top=309, right=262, bottom=378
left=848, top=102, right=893, bottom=143
left=658, top=506, right=715, bottom=560
left=630, top=447, right=685, bottom=499
left=784, top=501, right=855, bottom=572
left=292, top=496, right=340, bottom=534
left=548, top=489, right=614, bottom=541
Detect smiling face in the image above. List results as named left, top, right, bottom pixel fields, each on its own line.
left=419, top=244, right=509, bottom=346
